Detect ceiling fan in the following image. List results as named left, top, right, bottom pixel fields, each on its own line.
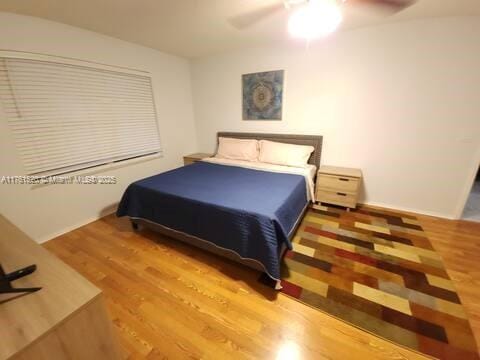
left=229, top=0, right=416, bottom=35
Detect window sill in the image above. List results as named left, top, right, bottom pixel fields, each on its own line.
left=30, top=152, right=162, bottom=190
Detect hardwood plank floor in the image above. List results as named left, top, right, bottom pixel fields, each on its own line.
left=43, top=207, right=480, bottom=359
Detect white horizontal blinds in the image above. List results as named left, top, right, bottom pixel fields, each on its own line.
left=0, top=57, right=161, bottom=176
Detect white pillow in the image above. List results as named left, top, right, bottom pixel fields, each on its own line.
left=259, top=140, right=314, bottom=168
left=215, top=137, right=259, bottom=161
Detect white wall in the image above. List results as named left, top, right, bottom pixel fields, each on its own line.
left=1, top=14, right=479, bottom=242
left=191, top=17, right=480, bottom=219
left=0, top=12, right=197, bottom=242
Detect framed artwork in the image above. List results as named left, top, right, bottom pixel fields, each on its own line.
left=242, top=70, right=284, bottom=120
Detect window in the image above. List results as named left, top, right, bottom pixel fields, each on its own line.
left=0, top=54, right=162, bottom=176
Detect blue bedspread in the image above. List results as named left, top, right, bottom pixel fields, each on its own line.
left=117, top=162, right=308, bottom=280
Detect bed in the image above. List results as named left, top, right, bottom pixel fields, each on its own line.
left=117, top=132, right=322, bottom=286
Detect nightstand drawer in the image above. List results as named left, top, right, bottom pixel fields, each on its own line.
left=316, top=190, right=357, bottom=208
left=317, top=174, right=359, bottom=193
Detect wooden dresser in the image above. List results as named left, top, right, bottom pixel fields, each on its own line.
left=316, top=166, right=363, bottom=210
left=0, top=215, right=122, bottom=360
left=183, top=152, right=213, bottom=165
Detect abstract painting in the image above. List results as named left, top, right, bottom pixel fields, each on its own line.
left=242, top=70, right=284, bottom=120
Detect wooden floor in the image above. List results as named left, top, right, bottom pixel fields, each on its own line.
left=44, top=206, right=480, bottom=359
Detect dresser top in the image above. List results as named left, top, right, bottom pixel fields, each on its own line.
left=0, top=215, right=101, bottom=359
left=319, top=165, right=362, bottom=178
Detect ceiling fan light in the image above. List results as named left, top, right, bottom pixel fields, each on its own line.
left=288, top=0, right=342, bottom=40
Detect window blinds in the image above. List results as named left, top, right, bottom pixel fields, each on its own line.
left=0, top=56, right=162, bottom=176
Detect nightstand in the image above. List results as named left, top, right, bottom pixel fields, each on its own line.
left=316, top=166, right=362, bottom=210
left=183, top=152, right=213, bottom=165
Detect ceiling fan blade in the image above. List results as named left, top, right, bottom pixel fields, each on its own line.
left=346, top=0, right=416, bottom=12
left=228, top=2, right=286, bottom=29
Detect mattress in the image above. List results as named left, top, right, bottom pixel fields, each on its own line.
left=116, top=160, right=313, bottom=280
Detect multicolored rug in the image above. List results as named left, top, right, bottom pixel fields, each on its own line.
left=281, top=205, right=479, bottom=359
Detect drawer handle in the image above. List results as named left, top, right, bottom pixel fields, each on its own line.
left=337, top=192, right=347, bottom=196
left=339, top=178, right=349, bottom=182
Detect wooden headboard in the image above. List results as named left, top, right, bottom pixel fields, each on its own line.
left=217, top=132, right=323, bottom=169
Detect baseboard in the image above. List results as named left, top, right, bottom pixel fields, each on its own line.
left=361, top=201, right=455, bottom=220
left=36, top=201, right=454, bottom=244
left=37, top=208, right=117, bottom=244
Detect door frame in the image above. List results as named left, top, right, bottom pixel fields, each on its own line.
left=454, top=145, right=480, bottom=219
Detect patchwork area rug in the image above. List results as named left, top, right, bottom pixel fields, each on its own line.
left=281, top=205, right=479, bottom=359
